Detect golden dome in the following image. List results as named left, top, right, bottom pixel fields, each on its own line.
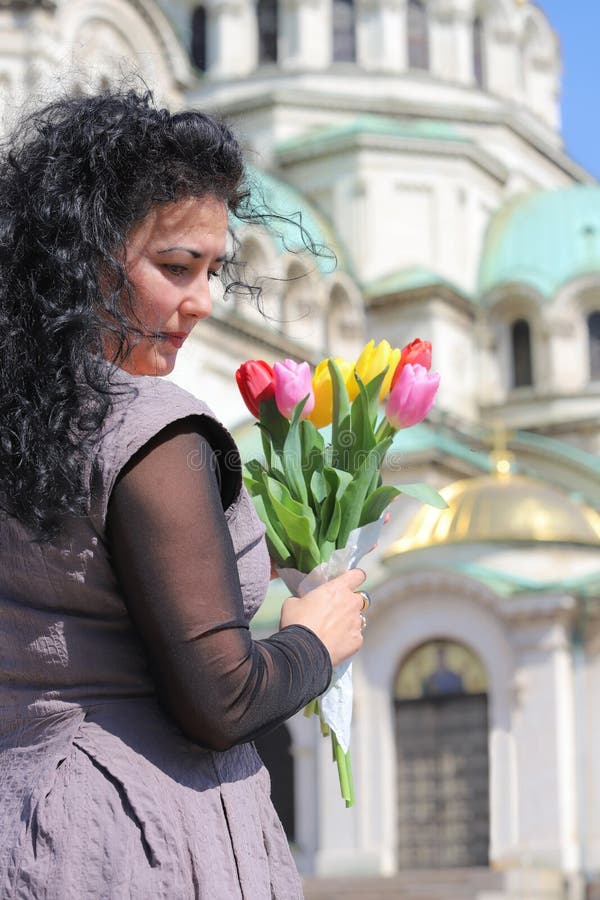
left=386, top=473, right=600, bottom=558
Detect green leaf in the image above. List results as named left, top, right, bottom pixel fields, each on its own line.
left=359, top=368, right=387, bottom=426
left=329, top=359, right=353, bottom=471
left=318, top=539, right=335, bottom=562
left=337, top=438, right=393, bottom=547
left=350, top=371, right=390, bottom=473
left=264, top=476, right=321, bottom=571
left=299, top=419, right=324, bottom=499
left=259, top=396, right=290, bottom=454
left=281, top=396, right=310, bottom=506
left=397, top=482, right=449, bottom=509
left=318, top=466, right=353, bottom=545
left=250, top=494, right=294, bottom=568
left=310, top=469, right=328, bottom=506
left=244, top=458, right=267, bottom=486
left=359, top=485, right=401, bottom=526
left=252, top=431, right=286, bottom=482
left=349, top=374, right=379, bottom=472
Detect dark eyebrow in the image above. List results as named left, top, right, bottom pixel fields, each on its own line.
left=157, top=246, right=227, bottom=262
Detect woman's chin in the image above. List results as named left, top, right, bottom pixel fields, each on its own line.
left=118, top=350, right=177, bottom=377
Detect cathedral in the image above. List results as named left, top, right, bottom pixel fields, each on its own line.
left=3, top=1, right=600, bottom=897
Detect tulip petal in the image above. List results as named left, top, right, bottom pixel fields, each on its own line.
left=385, top=363, right=440, bottom=430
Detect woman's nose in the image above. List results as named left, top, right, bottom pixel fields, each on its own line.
left=181, top=278, right=212, bottom=319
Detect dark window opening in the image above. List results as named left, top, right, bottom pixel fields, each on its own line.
left=407, top=0, right=429, bottom=71
left=473, top=16, right=485, bottom=87
left=258, top=0, right=278, bottom=64
left=333, top=0, right=356, bottom=63
left=511, top=319, right=533, bottom=388
left=191, top=6, right=207, bottom=71
left=588, top=311, right=600, bottom=380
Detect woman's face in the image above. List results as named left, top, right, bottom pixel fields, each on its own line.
left=114, top=195, right=228, bottom=376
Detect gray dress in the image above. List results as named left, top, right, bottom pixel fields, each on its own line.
left=0, top=371, right=304, bottom=899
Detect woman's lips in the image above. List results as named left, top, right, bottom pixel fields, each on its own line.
left=165, top=333, right=187, bottom=349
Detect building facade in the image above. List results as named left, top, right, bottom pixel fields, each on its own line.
left=3, top=1, right=600, bottom=896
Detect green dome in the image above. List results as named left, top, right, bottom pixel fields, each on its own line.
left=479, top=186, right=600, bottom=299
left=238, top=167, right=348, bottom=275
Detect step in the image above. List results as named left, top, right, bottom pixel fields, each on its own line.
left=303, top=869, right=503, bottom=900
left=303, top=868, right=569, bottom=900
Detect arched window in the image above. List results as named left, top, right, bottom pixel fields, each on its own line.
left=511, top=319, right=533, bottom=388
left=407, top=0, right=429, bottom=71
left=588, top=311, right=600, bottom=380
left=257, top=0, right=278, bottom=64
left=333, top=0, right=356, bottom=63
left=473, top=16, right=485, bottom=87
left=191, top=6, right=207, bottom=71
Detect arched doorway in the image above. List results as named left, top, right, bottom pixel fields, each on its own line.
left=255, top=723, right=295, bottom=842
left=394, top=639, right=489, bottom=869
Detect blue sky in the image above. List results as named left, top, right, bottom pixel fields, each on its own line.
left=538, top=1, right=599, bottom=179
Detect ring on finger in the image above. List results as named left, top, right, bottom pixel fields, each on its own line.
left=360, top=613, right=367, bottom=631
left=356, top=590, right=371, bottom=613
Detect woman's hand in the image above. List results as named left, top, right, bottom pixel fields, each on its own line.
left=279, top=568, right=367, bottom=668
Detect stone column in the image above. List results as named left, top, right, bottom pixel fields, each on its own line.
left=279, top=0, right=330, bottom=71
left=510, top=604, right=580, bottom=871
left=205, top=0, right=255, bottom=78
left=356, top=0, right=406, bottom=72
left=485, top=21, right=520, bottom=101
left=430, top=0, right=473, bottom=85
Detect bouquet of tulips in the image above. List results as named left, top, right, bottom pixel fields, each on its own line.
left=236, top=339, right=444, bottom=805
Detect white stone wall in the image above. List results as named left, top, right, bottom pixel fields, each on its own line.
left=197, top=0, right=560, bottom=129
left=0, top=0, right=191, bottom=123
left=479, top=277, right=600, bottom=441
left=278, top=140, right=505, bottom=295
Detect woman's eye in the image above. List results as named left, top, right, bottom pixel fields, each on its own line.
left=162, top=264, right=187, bottom=277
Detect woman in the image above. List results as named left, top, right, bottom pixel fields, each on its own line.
left=0, top=91, right=366, bottom=899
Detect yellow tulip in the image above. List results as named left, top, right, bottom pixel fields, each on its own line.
left=354, top=340, right=402, bottom=400
left=308, top=357, right=356, bottom=428
left=379, top=346, right=401, bottom=398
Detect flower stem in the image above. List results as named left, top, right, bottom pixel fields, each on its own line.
left=304, top=699, right=317, bottom=717
left=331, top=731, right=353, bottom=806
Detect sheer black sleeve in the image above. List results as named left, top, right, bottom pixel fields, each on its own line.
left=106, top=417, right=332, bottom=751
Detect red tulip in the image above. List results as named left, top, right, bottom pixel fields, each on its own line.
left=391, top=339, right=432, bottom=391
left=236, top=359, right=276, bottom=418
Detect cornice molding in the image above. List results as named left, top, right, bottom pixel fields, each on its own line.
left=366, top=285, right=476, bottom=318
left=209, top=309, right=324, bottom=363
left=190, top=82, right=591, bottom=183
left=278, top=129, right=508, bottom=185
left=373, top=569, right=577, bottom=628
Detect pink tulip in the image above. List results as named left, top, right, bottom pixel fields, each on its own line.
left=274, top=359, right=315, bottom=419
left=385, top=364, right=440, bottom=430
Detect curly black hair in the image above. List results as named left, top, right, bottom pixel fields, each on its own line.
left=0, top=89, right=254, bottom=539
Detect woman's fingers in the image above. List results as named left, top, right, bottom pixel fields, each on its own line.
left=334, top=568, right=366, bottom=592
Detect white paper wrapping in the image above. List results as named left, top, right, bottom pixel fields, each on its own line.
left=276, top=516, right=384, bottom=753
